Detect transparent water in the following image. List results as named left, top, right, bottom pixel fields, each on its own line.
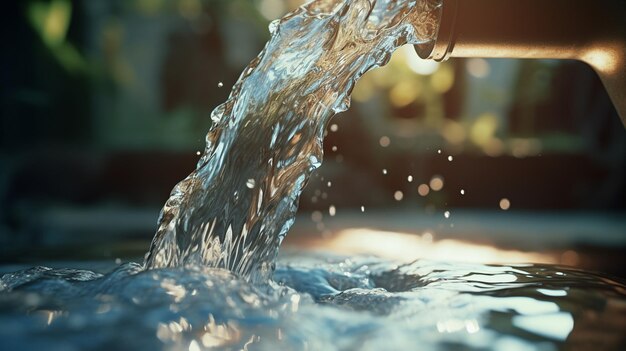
left=2, top=0, right=626, bottom=350
left=2, top=256, right=626, bottom=350
left=143, top=0, right=441, bottom=284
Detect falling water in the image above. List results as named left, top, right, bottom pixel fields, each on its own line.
left=144, top=0, right=442, bottom=283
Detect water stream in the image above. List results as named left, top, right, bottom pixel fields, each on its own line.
left=144, top=0, right=440, bottom=284
left=2, top=0, right=626, bottom=350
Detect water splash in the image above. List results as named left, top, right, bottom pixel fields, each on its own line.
left=144, top=0, right=442, bottom=283
left=2, top=258, right=626, bottom=350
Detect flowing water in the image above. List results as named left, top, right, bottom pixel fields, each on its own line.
left=143, top=0, right=441, bottom=284
left=2, top=0, right=626, bottom=350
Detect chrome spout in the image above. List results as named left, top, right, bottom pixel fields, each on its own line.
left=416, top=0, right=626, bottom=125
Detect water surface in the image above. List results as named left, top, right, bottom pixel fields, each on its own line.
left=2, top=255, right=625, bottom=350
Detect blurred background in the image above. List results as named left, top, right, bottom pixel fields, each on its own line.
left=1, top=0, right=625, bottom=276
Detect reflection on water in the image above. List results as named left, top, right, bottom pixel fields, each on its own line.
left=2, top=255, right=625, bottom=350
left=313, top=228, right=557, bottom=264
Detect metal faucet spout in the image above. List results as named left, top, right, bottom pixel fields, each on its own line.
left=416, top=0, right=626, bottom=125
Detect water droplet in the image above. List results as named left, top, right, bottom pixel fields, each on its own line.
left=196, top=151, right=201, bottom=156
left=448, top=155, right=453, bottom=162
left=382, top=169, right=388, bottom=175
left=331, top=145, right=338, bottom=152
left=394, top=191, right=404, bottom=201
left=407, top=175, right=413, bottom=182
left=246, top=179, right=256, bottom=189
left=379, top=136, right=391, bottom=147
left=330, top=124, right=339, bottom=132
left=360, top=206, right=365, bottom=212
left=327, top=181, right=332, bottom=187
left=217, top=82, right=223, bottom=88
left=329, top=205, right=336, bottom=216
left=418, top=184, right=430, bottom=196
left=429, top=175, right=444, bottom=191
left=499, top=198, right=511, bottom=210
left=437, top=149, right=442, bottom=154
left=444, top=211, right=450, bottom=218
left=460, top=189, right=465, bottom=195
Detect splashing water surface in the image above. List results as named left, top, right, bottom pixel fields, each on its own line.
left=2, top=257, right=626, bottom=350
left=144, top=0, right=441, bottom=283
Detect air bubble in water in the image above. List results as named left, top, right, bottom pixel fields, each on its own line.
left=217, top=82, right=224, bottom=88
left=444, top=211, right=450, bottom=218
left=246, top=179, right=256, bottom=189
left=329, top=205, right=336, bottom=216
